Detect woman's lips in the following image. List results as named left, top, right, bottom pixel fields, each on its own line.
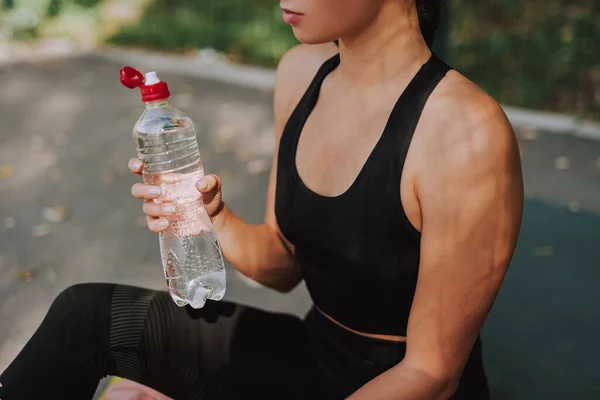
left=282, top=8, right=303, bottom=25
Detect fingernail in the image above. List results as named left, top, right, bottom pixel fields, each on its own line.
left=148, top=186, right=162, bottom=196
left=158, top=219, right=169, bottom=228
left=131, top=160, right=142, bottom=170
left=197, top=180, right=208, bottom=190
left=163, top=205, right=176, bottom=213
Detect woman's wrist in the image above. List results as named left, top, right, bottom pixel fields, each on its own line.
left=212, top=201, right=231, bottom=239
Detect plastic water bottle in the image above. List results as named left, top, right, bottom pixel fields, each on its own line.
left=119, top=66, right=226, bottom=308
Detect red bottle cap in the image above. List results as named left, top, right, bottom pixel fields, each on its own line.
left=119, top=66, right=171, bottom=103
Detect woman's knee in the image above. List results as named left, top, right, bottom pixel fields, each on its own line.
left=47, top=283, right=116, bottom=321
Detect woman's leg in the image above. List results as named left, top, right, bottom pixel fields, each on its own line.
left=0, top=283, right=318, bottom=399
left=1, top=283, right=123, bottom=399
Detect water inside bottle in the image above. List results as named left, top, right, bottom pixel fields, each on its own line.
left=160, top=227, right=226, bottom=308
left=135, top=116, right=226, bottom=308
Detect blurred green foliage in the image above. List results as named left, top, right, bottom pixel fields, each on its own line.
left=1, top=0, right=102, bottom=40
left=107, top=0, right=599, bottom=117
left=5, top=0, right=599, bottom=116
left=448, top=1, right=600, bottom=117
left=72, top=0, right=102, bottom=7
left=44, top=0, right=100, bottom=18
left=45, top=0, right=62, bottom=18
left=108, top=0, right=298, bottom=66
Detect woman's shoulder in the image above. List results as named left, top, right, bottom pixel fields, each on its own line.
left=276, top=43, right=339, bottom=94
left=411, top=69, right=522, bottom=218
left=273, top=43, right=339, bottom=134
left=421, top=68, right=517, bottom=160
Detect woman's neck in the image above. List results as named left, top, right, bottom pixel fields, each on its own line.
left=337, top=1, right=431, bottom=88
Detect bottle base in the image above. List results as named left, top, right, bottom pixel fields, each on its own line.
left=168, top=285, right=225, bottom=309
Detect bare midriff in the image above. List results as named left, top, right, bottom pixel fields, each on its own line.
left=315, top=306, right=407, bottom=343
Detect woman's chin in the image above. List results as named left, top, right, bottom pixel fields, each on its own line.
left=291, top=29, right=338, bottom=45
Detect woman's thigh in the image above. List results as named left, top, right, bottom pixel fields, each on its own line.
left=140, top=292, right=318, bottom=398
left=0, top=283, right=318, bottom=400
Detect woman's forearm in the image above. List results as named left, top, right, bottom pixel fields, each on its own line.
left=347, top=362, right=454, bottom=400
left=213, top=204, right=300, bottom=292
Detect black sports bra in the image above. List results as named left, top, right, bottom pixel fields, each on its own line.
left=275, top=53, right=451, bottom=336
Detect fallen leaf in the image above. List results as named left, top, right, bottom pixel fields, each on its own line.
left=11, top=269, right=36, bottom=281
left=43, top=206, right=70, bottom=223
left=568, top=201, right=580, bottom=212
left=48, top=167, right=63, bottom=180
left=554, top=156, right=570, bottom=170
left=534, top=246, right=553, bottom=257
left=246, top=158, right=270, bottom=175
left=101, top=170, right=116, bottom=183
left=32, top=223, right=51, bottom=237
left=0, top=163, right=15, bottom=180
left=4, top=217, right=16, bottom=229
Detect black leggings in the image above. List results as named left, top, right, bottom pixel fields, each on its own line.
left=0, top=284, right=489, bottom=399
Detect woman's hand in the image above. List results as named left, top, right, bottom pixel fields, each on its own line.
left=128, top=158, right=226, bottom=233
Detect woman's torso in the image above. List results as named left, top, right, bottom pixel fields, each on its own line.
left=274, top=48, right=452, bottom=338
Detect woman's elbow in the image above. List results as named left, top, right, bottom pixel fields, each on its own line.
left=266, top=272, right=302, bottom=293
left=273, top=277, right=302, bottom=293
left=244, top=266, right=302, bottom=294
left=435, top=370, right=463, bottom=400
left=440, top=378, right=460, bottom=400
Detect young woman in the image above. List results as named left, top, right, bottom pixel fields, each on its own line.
left=0, top=1, right=523, bottom=399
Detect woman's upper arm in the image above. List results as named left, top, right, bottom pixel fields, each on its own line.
left=403, top=92, right=524, bottom=388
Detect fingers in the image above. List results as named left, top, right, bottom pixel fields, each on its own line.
left=128, top=159, right=173, bottom=234
left=142, top=201, right=172, bottom=232
left=147, top=216, right=169, bottom=233
left=132, top=170, right=220, bottom=234
left=142, top=200, right=176, bottom=218
left=131, top=183, right=162, bottom=200
left=128, top=158, right=143, bottom=175
left=196, top=174, right=221, bottom=193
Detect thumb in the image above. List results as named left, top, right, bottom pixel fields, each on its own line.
left=196, top=174, right=221, bottom=193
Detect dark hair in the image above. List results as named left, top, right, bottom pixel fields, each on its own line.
left=417, top=0, right=441, bottom=48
